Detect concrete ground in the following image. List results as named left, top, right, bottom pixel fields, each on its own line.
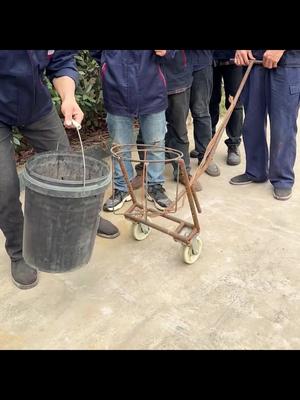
left=1, top=117, right=300, bottom=350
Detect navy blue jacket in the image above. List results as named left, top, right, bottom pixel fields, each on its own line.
left=90, top=50, right=175, bottom=117
left=0, top=50, right=78, bottom=126
left=186, top=50, right=213, bottom=72
left=159, top=50, right=193, bottom=95
left=252, top=50, right=300, bottom=67
left=213, top=50, right=235, bottom=61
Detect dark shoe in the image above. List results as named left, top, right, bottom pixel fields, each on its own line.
left=176, top=173, right=202, bottom=192
left=190, top=149, right=199, bottom=158
left=11, top=259, right=39, bottom=290
left=131, top=174, right=143, bottom=190
left=227, top=146, right=241, bottom=166
left=147, top=184, right=172, bottom=211
left=97, top=217, right=120, bottom=239
left=273, top=187, right=292, bottom=201
left=230, top=173, right=253, bottom=185
left=103, top=189, right=131, bottom=212
left=203, top=161, right=221, bottom=177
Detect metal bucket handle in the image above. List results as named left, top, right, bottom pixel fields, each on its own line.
left=56, top=119, right=86, bottom=189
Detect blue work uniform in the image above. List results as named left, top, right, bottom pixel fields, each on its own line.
left=242, top=50, right=300, bottom=189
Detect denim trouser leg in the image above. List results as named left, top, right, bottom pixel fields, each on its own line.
left=139, top=111, right=166, bottom=186
left=190, top=66, right=213, bottom=160
left=106, top=113, right=135, bottom=192
left=107, top=112, right=166, bottom=190
left=0, top=106, right=69, bottom=261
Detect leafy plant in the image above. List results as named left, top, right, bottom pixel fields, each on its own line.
left=46, top=50, right=104, bottom=129
left=74, top=50, right=104, bottom=129
left=12, top=127, right=24, bottom=151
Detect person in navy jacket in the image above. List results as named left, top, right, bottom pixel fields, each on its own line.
left=0, top=50, right=85, bottom=289
left=230, top=50, right=300, bottom=201
left=0, top=50, right=119, bottom=289
left=162, top=50, right=202, bottom=191
left=132, top=50, right=202, bottom=192
left=90, top=50, right=173, bottom=212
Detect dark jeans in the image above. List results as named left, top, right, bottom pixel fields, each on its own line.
left=0, top=106, right=70, bottom=262
left=165, top=88, right=191, bottom=177
left=190, top=66, right=213, bottom=161
left=209, top=63, right=244, bottom=147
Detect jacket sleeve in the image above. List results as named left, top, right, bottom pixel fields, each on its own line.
left=46, top=50, right=79, bottom=84
left=166, top=50, right=177, bottom=59
left=156, top=50, right=177, bottom=63
left=89, top=50, right=103, bottom=66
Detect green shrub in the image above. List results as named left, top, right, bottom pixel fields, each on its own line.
left=12, top=127, right=24, bottom=152
left=47, top=50, right=104, bottom=130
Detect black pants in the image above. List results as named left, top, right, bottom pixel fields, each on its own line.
left=0, top=106, right=70, bottom=262
left=165, top=88, right=191, bottom=177
left=209, top=63, right=244, bottom=147
left=190, top=66, right=213, bottom=161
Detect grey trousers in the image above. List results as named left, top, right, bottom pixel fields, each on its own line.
left=0, top=107, right=70, bottom=262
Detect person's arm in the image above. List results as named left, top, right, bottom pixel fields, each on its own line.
left=234, top=50, right=255, bottom=65
left=263, top=50, right=285, bottom=68
left=52, top=76, right=84, bottom=127
left=46, top=50, right=83, bottom=127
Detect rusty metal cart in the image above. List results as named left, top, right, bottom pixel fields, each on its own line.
left=110, top=60, right=260, bottom=264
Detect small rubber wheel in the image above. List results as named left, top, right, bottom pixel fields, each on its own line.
left=182, top=236, right=203, bottom=264
left=132, top=221, right=151, bottom=241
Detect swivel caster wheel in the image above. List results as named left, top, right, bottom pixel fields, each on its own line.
left=132, top=219, right=151, bottom=241
left=182, top=236, right=203, bottom=264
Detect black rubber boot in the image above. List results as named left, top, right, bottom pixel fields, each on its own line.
left=11, top=259, right=39, bottom=290
left=97, top=217, right=120, bottom=239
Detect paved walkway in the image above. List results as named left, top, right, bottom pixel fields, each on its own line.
left=0, top=118, right=299, bottom=349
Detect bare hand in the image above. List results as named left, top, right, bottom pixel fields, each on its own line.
left=234, top=50, right=255, bottom=66
left=154, top=50, right=167, bottom=57
left=60, top=98, right=84, bottom=128
left=263, top=50, right=285, bottom=69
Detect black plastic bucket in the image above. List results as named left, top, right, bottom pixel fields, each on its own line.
left=22, top=151, right=111, bottom=273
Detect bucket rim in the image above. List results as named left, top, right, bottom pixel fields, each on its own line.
left=25, top=151, right=110, bottom=187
